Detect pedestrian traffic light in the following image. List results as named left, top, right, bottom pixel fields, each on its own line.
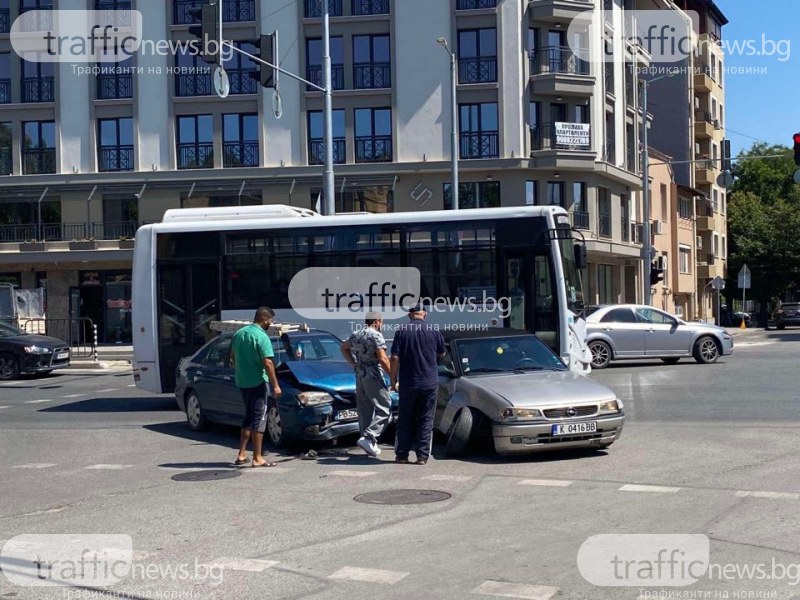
left=188, top=0, right=220, bottom=66
left=650, top=261, right=664, bottom=286
left=248, top=33, right=278, bottom=88
left=721, top=139, right=732, bottom=172
left=793, top=133, right=800, bottom=167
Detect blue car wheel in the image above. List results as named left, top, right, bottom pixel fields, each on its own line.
left=266, top=401, right=286, bottom=447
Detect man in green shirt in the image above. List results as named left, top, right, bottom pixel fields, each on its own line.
left=231, top=307, right=282, bottom=467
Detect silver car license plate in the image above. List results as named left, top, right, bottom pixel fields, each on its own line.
left=551, top=422, right=597, bottom=436
left=336, top=409, right=358, bottom=421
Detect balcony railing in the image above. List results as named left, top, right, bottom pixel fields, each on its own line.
left=21, top=77, right=54, bottom=102
left=98, top=145, right=134, bottom=172
left=175, top=72, right=213, bottom=96
left=571, top=210, right=590, bottom=230
left=354, top=63, right=391, bottom=89
left=41, top=222, right=89, bottom=241
left=95, top=1, right=132, bottom=26
left=457, top=0, right=496, bottom=9
left=458, top=56, right=497, bottom=84
left=694, top=110, right=718, bottom=126
left=177, top=143, right=214, bottom=169
left=309, top=139, right=346, bottom=165
left=621, top=216, right=630, bottom=242
left=598, top=212, right=612, bottom=238
left=460, top=131, right=499, bottom=159
left=0, top=224, right=37, bottom=243
left=92, top=221, right=139, bottom=240
left=0, top=222, right=143, bottom=243
left=305, top=0, right=343, bottom=18
left=0, top=148, right=11, bottom=175
left=697, top=157, right=716, bottom=171
left=174, top=0, right=255, bottom=24
left=531, top=122, right=591, bottom=151
left=223, top=141, right=259, bottom=167
left=227, top=69, right=259, bottom=95
left=352, top=0, right=389, bottom=15
left=531, top=46, right=589, bottom=76
left=306, top=64, right=345, bottom=90
left=17, top=7, right=52, bottom=29
left=0, top=9, right=9, bottom=33
left=355, top=136, right=392, bottom=162
left=97, top=73, right=133, bottom=99
left=0, top=80, right=10, bottom=103
left=23, top=148, right=56, bottom=174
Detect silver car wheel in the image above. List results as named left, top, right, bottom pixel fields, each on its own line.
left=267, top=405, right=282, bottom=445
left=700, top=338, right=719, bottom=362
left=589, top=341, right=611, bottom=369
left=186, top=392, right=202, bottom=429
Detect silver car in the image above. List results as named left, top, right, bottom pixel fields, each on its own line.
left=435, top=330, right=625, bottom=456
left=585, top=304, right=734, bottom=369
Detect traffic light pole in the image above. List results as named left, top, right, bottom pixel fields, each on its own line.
left=322, top=0, right=335, bottom=217
left=641, top=78, right=652, bottom=307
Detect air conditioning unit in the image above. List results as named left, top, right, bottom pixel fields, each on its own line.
left=656, top=255, right=667, bottom=270
left=696, top=236, right=703, bottom=249
left=652, top=220, right=664, bottom=235
left=713, top=119, right=721, bottom=130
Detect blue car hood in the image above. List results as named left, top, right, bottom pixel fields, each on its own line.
left=281, top=361, right=358, bottom=394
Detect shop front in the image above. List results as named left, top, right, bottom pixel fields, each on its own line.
left=73, top=270, right=133, bottom=344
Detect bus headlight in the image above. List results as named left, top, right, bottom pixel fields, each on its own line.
left=297, top=391, right=334, bottom=406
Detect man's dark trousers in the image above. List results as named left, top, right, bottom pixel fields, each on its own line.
left=395, top=388, right=437, bottom=461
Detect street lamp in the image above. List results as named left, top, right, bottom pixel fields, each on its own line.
left=437, top=37, right=459, bottom=210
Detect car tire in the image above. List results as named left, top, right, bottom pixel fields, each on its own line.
left=266, top=401, right=286, bottom=448
left=184, top=390, right=207, bottom=431
left=661, top=358, right=680, bottom=365
left=445, top=408, right=475, bottom=457
left=693, top=336, right=720, bottom=364
left=0, top=353, right=20, bottom=380
left=589, top=341, right=613, bottom=369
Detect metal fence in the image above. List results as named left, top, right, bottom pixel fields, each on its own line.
left=21, top=318, right=97, bottom=359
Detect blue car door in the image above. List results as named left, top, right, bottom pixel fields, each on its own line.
left=203, top=336, right=236, bottom=422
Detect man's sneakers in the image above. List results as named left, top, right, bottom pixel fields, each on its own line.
left=357, top=436, right=381, bottom=458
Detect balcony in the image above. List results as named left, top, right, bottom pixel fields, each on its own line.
left=598, top=212, right=611, bottom=239
left=23, top=148, right=56, bottom=174
left=355, top=136, right=392, bottom=162
left=694, top=63, right=714, bottom=93
left=354, top=63, right=391, bottom=89
left=41, top=222, right=90, bottom=241
left=695, top=158, right=716, bottom=185
left=0, top=79, right=10, bottom=103
left=0, top=8, right=9, bottom=33
left=175, top=72, right=213, bottom=96
left=530, top=122, right=591, bottom=152
left=529, top=0, right=592, bottom=24
left=457, top=0, right=496, bottom=9
left=227, top=69, right=259, bottom=95
left=174, top=0, right=256, bottom=24
left=0, top=148, right=11, bottom=175
left=305, top=0, right=343, bottom=18
left=696, top=254, right=722, bottom=279
left=571, top=210, right=589, bottom=230
left=306, top=64, right=345, bottom=91
left=309, top=139, right=346, bottom=165
left=98, top=146, right=134, bottom=172
left=694, top=110, right=718, bottom=139
left=223, top=141, right=259, bottom=167
left=458, top=56, right=497, bottom=84
left=177, top=143, right=214, bottom=169
left=352, top=0, right=389, bottom=15
left=460, top=131, right=499, bottom=160
left=696, top=201, right=718, bottom=231
left=530, top=47, right=593, bottom=96
left=21, top=77, right=54, bottom=102
left=92, top=221, right=139, bottom=240
left=97, top=73, right=133, bottom=99
left=0, top=224, right=37, bottom=242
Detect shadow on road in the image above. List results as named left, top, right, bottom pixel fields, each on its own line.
left=40, top=396, right=178, bottom=413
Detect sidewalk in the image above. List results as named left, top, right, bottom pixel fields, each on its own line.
left=67, top=344, right=133, bottom=372
left=724, top=326, right=764, bottom=337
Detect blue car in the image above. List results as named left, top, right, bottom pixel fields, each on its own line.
left=174, top=329, right=398, bottom=446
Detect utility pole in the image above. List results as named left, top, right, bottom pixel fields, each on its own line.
left=321, top=0, right=335, bottom=216
left=640, top=78, right=651, bottom=306
left=437, top=38, right=459, bottom=210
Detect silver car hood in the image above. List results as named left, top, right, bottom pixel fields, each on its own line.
left=682, top=321, right=728, bottom=335
left=459, top=370, right=617, bottom=408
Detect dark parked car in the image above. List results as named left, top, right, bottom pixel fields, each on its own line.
left=0, top=321, right=70, bottom=380
left=774, top=303, right=800, bottom=330
left=175, top=329, right=398, bottom=446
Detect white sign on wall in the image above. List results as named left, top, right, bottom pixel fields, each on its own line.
left=555, top=122, right=591, bottom=148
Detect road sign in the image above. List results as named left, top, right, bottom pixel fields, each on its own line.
left=711, top=276, right=725, bottom=290
left=794, top=169, right=800, bottom=185
left=738, top=264, right=751, bottom=289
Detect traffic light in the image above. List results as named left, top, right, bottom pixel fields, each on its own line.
left=249, top=33, right=278, bottom=88
left=793, top=133, right=800, bottom=167
left=721, top=139, right=731, bottom=172
left=188, top=1, right=220, bottom=66
left=650, top=261, right=664, bottom=286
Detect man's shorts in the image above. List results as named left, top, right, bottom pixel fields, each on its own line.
left=240, top=382, right=268, bottom=433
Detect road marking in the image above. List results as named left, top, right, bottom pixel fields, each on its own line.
left=518, top=479, right=573, bottom=488
left=247, top=467, right=293, bottom=474
left=0, top=381, right=23, bottom=386
left=735, top=491, right=800, bottom=500
left=12, top=463, right=57, bottom=469
left=421, top=474, right=472, bottom=482
left=96, top=388, right=119, bottom=393
left=61, top=394, right=86, bottom=399
left=619, top=484, right=681, bottom=494
left=128, top=384, right=136, bottom=387
left=736, top=341, right=775, bottom=348
left=0, top=406, right=10, bottom=410
left=329, top=566, right=409, bottom=585
left=25, top=399, right=54, bottom=404
left=84, top=464, right=133, bottom=470
left=21, top=505, right=70, bottom=517
left=327, top=470, right=378, bottom=478
left=205, top=558, right=279, bottom=572
left=472, top=580, right=560, bottom=600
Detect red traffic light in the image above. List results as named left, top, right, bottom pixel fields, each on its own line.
left=794, top=133, right=800, bottom=144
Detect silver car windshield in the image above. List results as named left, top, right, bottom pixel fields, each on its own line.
left=454, top=336, right=567, bottom=375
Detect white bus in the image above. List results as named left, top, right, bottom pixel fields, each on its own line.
left=132, top=205, right=588, bottom=393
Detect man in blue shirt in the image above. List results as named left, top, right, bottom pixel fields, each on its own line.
left=390, top=305, right=446, bottom=465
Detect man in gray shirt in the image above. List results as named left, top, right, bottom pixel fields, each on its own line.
left=341, top=311, right=392, bottom=458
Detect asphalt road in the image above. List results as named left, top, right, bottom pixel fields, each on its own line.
left=1, top=328, right=799, bottom=600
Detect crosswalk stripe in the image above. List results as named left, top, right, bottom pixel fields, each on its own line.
left=25, top=399, right=54, bottom=404
left=205, top=558, right=279, bottom=572
left=84, top=464, right=133, bottom=470
left=619, top=484, right=681, bottom=494
left=735, top=491, right=800, bottom=500
left=329, top=566, right=409, bottom=584
left=327, top=470, right=378, bottom=478
left=421, top=474, right=472, bottom=482
left=0, top=406, right=9, bottom=410
left=96, top=388, right=119, bottom=393
left=472, top=580, right=559, bottom=599
left=518, top=479, right=573, bottom=488
left=61, top=394, right=86, bottom=399
left=247, top=467, right=293, bottom=474
left=12, top=463, right=57, bottom=469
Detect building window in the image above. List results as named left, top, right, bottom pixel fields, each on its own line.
left=526, top=180, right=538, bottom=206
left=678, top=196, right=692, bottom=219
left=621, top=193, right=630, bottom=242
left=355, top=108, right=392, bottom=163
left=0, top=122, right=10, bottom=175
left=598, top=187, right=611, bottom=238
left=177, top=115, right=213, bottom=169
left=306, top=37, right=344, bottom=90
left=598, top=264, right=613, bottom=304
left=456, top=0, right=496, bottom=9
left=100, top=194, right=138, bottom=239
left=572, top=182, right=589, bottom=229
left=305, top=0, right=343, bottom=18
left=457, top=29, right=497, bottom=84
left=308, top=109, right=345, bottom=165
left=321, top=187, right=393, bottom=213
left=721, top=192, right=726, bottom=215
left=661, top=183, right=668, bottom=221
left=223, top=114, right=259, bottom=167
left=20, top=0, right=52, bottom=12
left=22, top=120, right=56, bottom=174
left=721, top=236, right=726, bottom=260
left=679, top=246, right=691, bottom=274
left=175, top=48, right=213, bottom=96
left=547, top=181, right=565, bottom=207
left=182, top=192, right=262, bottom=209
left=443, top=181, right=500, bottom=210
left=352, top=0, right=389, bottom=16
left=96, top=54, right=134, bottom=99
left=97, top=118, right=134, bottom=172
left=459, top=102, right=498, bottom=159
left=0, top=53, right=10, bottom=103
left=224, top=42, right=259, bottom=95
left=21, top=53, right=54, bottom=102
left=0, top=1, right=9, bottom=34
left=353, top=35, right=391, bottom=89
left=0, top=198, right=59, bottom=242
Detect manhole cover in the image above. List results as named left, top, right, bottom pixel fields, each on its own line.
left=171, top=470, right=242, bottom=482
left=354, top=489, right=452, bottom=505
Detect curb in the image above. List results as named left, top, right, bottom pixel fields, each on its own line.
left=66, top=360, right=131, bottom=370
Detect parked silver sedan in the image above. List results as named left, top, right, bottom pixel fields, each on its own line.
left=435, top=330, right=625, bottom=456
left=585, top=304, right=734, bottom=369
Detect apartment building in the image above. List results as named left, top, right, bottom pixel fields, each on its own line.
left=0, top=0, right=677, bottom=342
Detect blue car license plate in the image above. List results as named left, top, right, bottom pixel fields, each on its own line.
left=335, top=409, right=358, bottom=421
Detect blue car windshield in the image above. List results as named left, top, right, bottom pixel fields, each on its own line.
left=454, top=336, right=566, bottom=375
left=282, top=334, right=343, bottom=361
